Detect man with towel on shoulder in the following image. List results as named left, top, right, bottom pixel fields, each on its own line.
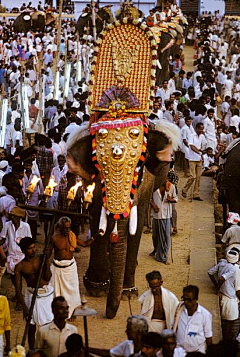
left=0, top=206, right=31, bottom=310
left=138, top=270, right=179, bottom=333
left=15, top=237, right=54, bottom=349
left=208, top=249, right=240, bottom=342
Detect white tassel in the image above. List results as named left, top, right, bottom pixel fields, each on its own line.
left=99, top=206, right=107, bottom=236
left=129, top=205, right=138, bottom=236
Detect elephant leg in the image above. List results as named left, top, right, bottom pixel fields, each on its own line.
left=84, top=217, right=114, bottom=297
left=106, top=218, right=128, bottom=319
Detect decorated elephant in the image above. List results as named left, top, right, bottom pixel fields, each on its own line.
left=67, top=117, right=179, bottom=318
left=13, top=11, right=56, bottom=33
left=67, top=17, right=180, bottom=318
left=115, top=2, right=144, bottom=20
left=76, top=7, right=113, bottom=37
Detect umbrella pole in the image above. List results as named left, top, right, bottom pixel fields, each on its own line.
left=84, top=316, right=89, bottom=357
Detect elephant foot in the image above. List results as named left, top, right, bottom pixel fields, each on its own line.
left=106, top=297, right=120, bottom=319
left=83, top=272, right=109, bottom=297
left=121, top=287, right=139, bottom=301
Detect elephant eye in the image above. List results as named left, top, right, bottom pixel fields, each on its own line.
left=98, top=128, right=108, bottom=139
left=129, top=128, right=140, bottom=139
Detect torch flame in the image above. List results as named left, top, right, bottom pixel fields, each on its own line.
left=84, top=182, right=96, bottom=206
left=27, top=175, right=40, bottom=193
left=44, top=176, right=58, bottom=197
left=86, top=183, right=96, bottom=195
left=67, top=180, right=83, bottom=201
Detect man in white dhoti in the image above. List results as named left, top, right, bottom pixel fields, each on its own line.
left=208, top=249, right=240, bottom=342
left=0, top=206, right=31, bottom=310
left=15, top=237, right=54, bottom=349
left=138, top=271, right=179, bottom=333
left=49, top=217, right=81, bottom=318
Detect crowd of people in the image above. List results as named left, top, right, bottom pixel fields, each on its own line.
left=0, top=1, right=240, bottom=357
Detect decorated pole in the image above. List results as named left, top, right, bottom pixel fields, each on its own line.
left=91, top=0, right=97, bottom=43
left=38, top=52, right=43, bottom=134
left=53, top=0, right=64, bottom=99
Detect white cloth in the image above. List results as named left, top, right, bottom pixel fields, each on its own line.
left=181, top=125, right=194, bottom=159
left=64, top=123, right=79, bottom=136
left=110, top=340, right=134, bottom=357
left=230, top=115, right=240, bottom=132
left=203, top=154, right=214, bottom=169
left=50, top=258, right=81, bottom=317
left=25, top=283, right=54, bottom=325
left=138, top=287, right=179, bottom=331
left=221, top=225, right=240, bottom=246
left=152, top=184, right=178, bottom=220
left=188, top=133, right=207, bottom=162
left=0, top=220, right=32, bottom=274
left=158, top=347, right=186, bottom=357
left=204, top=117, right=217, bottom=150
left=176, top=304, right=212, bottom=354
left=220, top=295, right=239, bottom=320
left=50, top=164, right=68, bottom=192
left=0, top=194, right=16, bottom=225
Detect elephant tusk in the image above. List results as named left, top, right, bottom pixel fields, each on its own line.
left=129, top=205, right=138, bottom=236
left=99, top=206, right=107, bottom=236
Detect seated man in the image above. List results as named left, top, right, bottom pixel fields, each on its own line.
left=15, top=237, right=54, bottom=349
left=202, top=147, right=219, bottom=176
left=139, top=271, right=178, bottom=333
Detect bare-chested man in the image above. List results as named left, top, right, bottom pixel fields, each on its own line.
left=138, top=270, right=179, bottom=333
left=49, top=216, right=91, bottom=317
left=15, top=237, right=54, bottom=349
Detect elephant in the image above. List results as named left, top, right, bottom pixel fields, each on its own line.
left=13, top=11, right=55, bottom=33
left=67, top=120, right=180, bottom=319
left=221, top=140, right=240, bottom=216
left=76, top=7, right=113, bottom=37
left=115, top=4, right=144, bottom=20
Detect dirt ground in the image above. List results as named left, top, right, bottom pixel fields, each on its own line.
left=1, top=173, right=193, bottom=349
left=1, top=45, right=198, bottom=350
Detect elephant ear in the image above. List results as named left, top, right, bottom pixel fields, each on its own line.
left=67, top=124, right=98, bottom=180
left=146, top=121, right=181, bottom=175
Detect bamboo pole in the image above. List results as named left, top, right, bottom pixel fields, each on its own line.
left=53, top=0, right=64, bottom=100
left=20, top=69, right=26, bottom=145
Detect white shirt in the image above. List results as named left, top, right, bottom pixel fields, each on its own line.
left=204, top=117, right=216, bottom=141
left=64, top=122, right=79, bottom=136
left=0, top=194, right=16, bottom=224
left=110, top=340, right=134, bottom=357
left=176, top=304, right=212, bottom=353
left=188, top=133, right=207, bottom=161
left=36, top=321, right=78, bottom=357
left=156, top=88, right=171, bottom=104
left=221, top=225, right=240, bottom=246
left=181, top=125, right=194, bottom=157
left=158, top=347, right=186, bottom=357
left=203, top=154, right=214, bottom=169
left=230, top=115, right=240, bottom=132
left=152, top=184, right=178, bottom=220
left=0, top=220, right=32, bottom=274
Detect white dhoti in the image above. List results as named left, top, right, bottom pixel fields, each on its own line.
left=220, top=295, right=239, bottom=320
left=148, top=319, right=167, bottom=333
left=25, top=283, right=54, bottom=326
left=50, top=258, right=81, bottom=317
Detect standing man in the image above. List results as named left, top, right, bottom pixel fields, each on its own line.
left=15, top=238, right=54, bottom=349
left=36, top=296, right=77, bottom=357
left=208, top=249, right=239, bottom=342
left=49, top=217, right=81, bottom=317
left=150, top=177, right=178, bottom=263
left=138, top=270, right=178, bottom=333
left=0, top=206, right=31, bottom=310
left=175, top=285, right=212, bottom=354
left=182, top=123, right=207, bottom=201
left=204, top=109, right=217, bottom=151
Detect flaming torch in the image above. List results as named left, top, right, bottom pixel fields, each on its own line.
left=84, top=183, right=95, bottom=209
left=43, top=176, right=58, bottom=202
left=67, top=180, right=82, bottom=207
left=26, top=175, right=40, bottom=200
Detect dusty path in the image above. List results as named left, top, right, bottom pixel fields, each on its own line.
left=2, top=45, right=206, bottom=349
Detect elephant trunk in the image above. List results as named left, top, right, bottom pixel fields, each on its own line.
left=106, top=218, right=128, bottom=319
